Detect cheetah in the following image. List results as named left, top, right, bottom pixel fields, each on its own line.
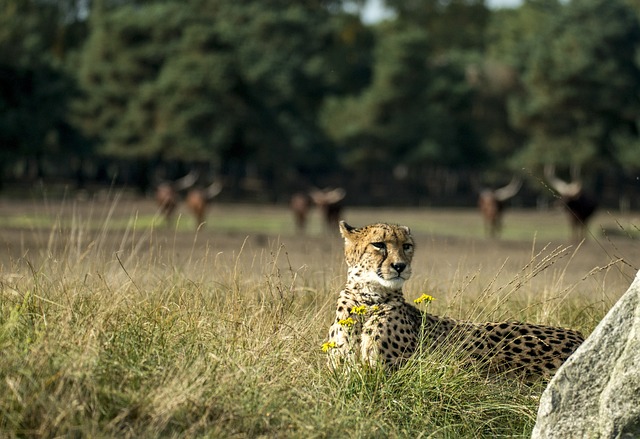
left=325, top=221, right=585, bottom=380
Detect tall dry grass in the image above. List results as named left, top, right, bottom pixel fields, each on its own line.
left=0, top=197, right=635, bottom=438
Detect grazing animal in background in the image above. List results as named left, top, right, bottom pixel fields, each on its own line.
left=185, top=180, right=223, bottom=228
left=478, top=177, right=522, bottom=238
left=324, top=222, right=584, bottom=380
left=156, top=184, right=177, bottom=220
left=545, top=165, right=598, bottom=241
left=155, top=170, right=198, bottom=225
left=310, top=187, right=346, bottom=230
left=290, top=192, right=312, bottom=233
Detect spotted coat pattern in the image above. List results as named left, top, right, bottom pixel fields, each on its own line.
left=325, top=222, right=585, bottom=379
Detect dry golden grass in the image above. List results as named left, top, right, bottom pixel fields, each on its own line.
left=0, top=196, right=637, bottom=437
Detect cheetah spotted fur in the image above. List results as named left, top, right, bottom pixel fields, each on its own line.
left=325, top=221, right=584, bottom=379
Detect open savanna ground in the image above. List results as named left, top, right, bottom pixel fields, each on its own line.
left=0, top=195, right=638, bottom=438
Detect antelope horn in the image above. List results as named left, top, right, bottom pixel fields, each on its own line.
left=544, top=165, right=582, bottom=197
left=174, top=170, right=199, bottom=191
left=309, top=188, right=324, bottom=204
left=493, top=176, right=522, bottom=202
left=323, top=187, right=346, bottom=204
left=310, top=187, right=345, bottom=204
left=205, top=180, right=223, bottom=200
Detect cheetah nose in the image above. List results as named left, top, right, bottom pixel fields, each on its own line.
left=392, top=263, right=406, bottom=274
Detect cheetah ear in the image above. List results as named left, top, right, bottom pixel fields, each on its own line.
left=400, top=225, right=411, bottom=234
left=339, top=221, right=357, bottom=241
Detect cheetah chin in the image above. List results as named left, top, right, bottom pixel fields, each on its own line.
left=369, top=271, right=406, bottom=289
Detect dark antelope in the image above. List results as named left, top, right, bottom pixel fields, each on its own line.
left=290, top=192, right=312, bottom=233
left=155, top=171, right=198, bottom=225
left=545, top=165, right=598, bottom=241
left=478, top=177, right=522, bottom=238
left=310, top=187, right=346, bottom=231
left=186, top=180, right=223, bottom=228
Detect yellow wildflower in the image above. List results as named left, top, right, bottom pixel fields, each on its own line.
left=321, top=341, right=337, bottom=352
left=338, top=317, right=355, bottom=327
left=370, top=305, right=380, bottom=313
left=351, top=305, right=368, bottom=315
left=413, top=294, right=435, bottom=304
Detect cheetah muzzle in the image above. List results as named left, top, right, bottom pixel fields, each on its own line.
left=325, top=221, right=585, bottom=380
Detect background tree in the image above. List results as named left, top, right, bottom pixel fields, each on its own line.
left=212, top=0, right=372, bottom=196
left=475, top=0, right=564, bottom=173
left=0, top=0, right=87, bottom=186
left=73, top=0, right=371, bottom=196
left=1, top=0, right=639, bottom=207
left=321, top=21, right=485, bottom=165
left=321, top=22, right=485, bottom=203
left=385, top=0, right=490, bottom=54
left=74, top=2, right=220, bottom=162
left=506, top=0, right=640, bottom=174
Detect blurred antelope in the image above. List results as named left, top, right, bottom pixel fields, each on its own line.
left=545, top=165, right=598, bottom=241
left=155, top=170, right=198, bottom=225
left=310, top=187, right=346, bottom=231
left=290, top=192, right=312, bottom=233
left=478, top=177, right=522, bottom=238
left=186, top=180, right=223, bottom=228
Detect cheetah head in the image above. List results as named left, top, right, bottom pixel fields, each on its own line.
left=339, top=221, right=414, bottom=290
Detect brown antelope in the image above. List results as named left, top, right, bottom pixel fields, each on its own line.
left=155, top=170, right=198, bottom=225
left=478, top=177, right=522, bottom=238
left=310, top=187, right=346, bottom=231
left=185, top=180, right=223, bottom=228
left=290, top=192, right=312, bottom=233
left=545, top=165, right=598, bottom=241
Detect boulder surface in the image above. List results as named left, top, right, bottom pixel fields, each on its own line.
left=531, top=270, right=640, bottom=438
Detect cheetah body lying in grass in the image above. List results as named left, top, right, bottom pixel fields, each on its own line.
left=325, top=222, right=585, bottom=379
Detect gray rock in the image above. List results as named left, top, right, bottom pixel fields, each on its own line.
left=531, top=270, right=640, bottom=439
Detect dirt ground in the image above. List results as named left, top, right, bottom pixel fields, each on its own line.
left=0, top=196, right=638, bottom=308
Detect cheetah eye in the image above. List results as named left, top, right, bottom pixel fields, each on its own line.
left=403, top=243, right=413, bottom=252
left=371, top=242, right=386, bottom=251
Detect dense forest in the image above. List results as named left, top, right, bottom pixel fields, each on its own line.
left=1, top=0, right=640, bottom=206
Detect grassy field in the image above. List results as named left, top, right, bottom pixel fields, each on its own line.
left=0, top=194, right=638, bottom=438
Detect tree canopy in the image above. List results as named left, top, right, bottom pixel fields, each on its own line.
left=504, top=0, right=640, bottom=172
left=1, top=0, right=639, bottom=204
left=322, top=23, right=485, bottom=171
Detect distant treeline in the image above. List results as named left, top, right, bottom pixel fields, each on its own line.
left=1, top=0, right=639, bottom=207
